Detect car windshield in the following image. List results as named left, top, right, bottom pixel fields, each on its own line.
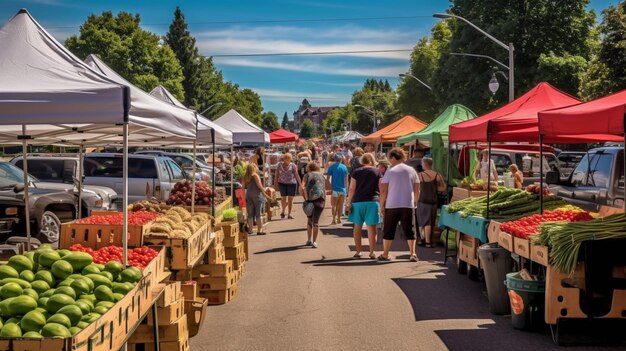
left=0, top=162, right=37, bottom=188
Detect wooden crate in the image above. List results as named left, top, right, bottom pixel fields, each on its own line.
left=181, top=281, right=197, bottom=301
left=142, top=246, right=168, bottom=287
left=147, top=295, right=185, bottom=326
left=223, top=233, right=239, bottom=247
left=219, top=221, right=239, bottom=238
left=143, top=222, right=211, bottom=270
left=193, top=261, right=234, bottom=277
left=196, top=271, right=236, bottom=291
left=59, top=218, right=151, bottom=249
left=498, top=230, right=514, bottom=252
left=2, top=268, right=156, bottom=351
left=513, top=237, right=530, bottom=259
left=452, top=187, right=488, bottom=200
left=157, top=281, right=182, bottom=308
left=184, top=298, right=208, bottom=338
left=530, top=242, right=549, bottom=266
left=199, top=284, right=237, bottom=305
left=545, top=263, right=626, bottom=324
left=212, top=229, right=224, bottom=246
left=487, top=221, right=501, bottom=243
left=129, top=316, right=187, bottom=343
left=208, top=244, right=225, bottom=264
left=458, top=233, right=480, bottom=268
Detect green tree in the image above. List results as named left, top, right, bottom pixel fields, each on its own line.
left=580, top=2, right=626, bottom=100
left=281, top=112, right=290, bottom=129
left=299, top=119, right=314, bottom=138
left=65, top=11, right=185, bottom=100
left=431, top=0, right=597, bottom=114
left=351, top=79, right=399, bottom=133
left=324, top=104, right=357, bottom=135
left=260, top=112, right=280, bottom=132
left=397, top=22, right=451, bottom=122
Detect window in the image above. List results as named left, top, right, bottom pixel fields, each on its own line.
left=571, top=154, right=589, bottom=186
left=84, top=157, right=157, bottom=178
left=570, top=152, right=613, bottom=188
left=490, top=154, right=512, bottom=175
left=15, top=159, right=67, bottom=183
left=172, top=156, right=193, bottom=169
left=167, top=160, right=185, bottom=181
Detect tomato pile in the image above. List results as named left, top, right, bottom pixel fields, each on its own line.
left=500, top=209, right=593, bottom=239
left=75, top=211, right=161, bottom=226
left=69, top=244, right=159, bottom=268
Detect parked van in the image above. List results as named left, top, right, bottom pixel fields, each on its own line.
left=486, top=148, right=560, bottom=186
left=82, top=153, right=188, bottom=203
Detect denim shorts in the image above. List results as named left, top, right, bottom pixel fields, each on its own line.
left=348, top=201, right=382, bottom=226
left=278, top=183, right=297, bottom=197
left=331, top=190, right=346, bottom=198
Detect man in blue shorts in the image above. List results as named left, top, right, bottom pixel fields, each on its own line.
left=326, top=154, right=349, bottom=225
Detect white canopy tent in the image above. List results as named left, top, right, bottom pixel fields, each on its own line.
left=0, top=9, right=197, bottom=262
left=214, top=109, right=269, bottom=144
left=337, top=131, right=364, bottom=142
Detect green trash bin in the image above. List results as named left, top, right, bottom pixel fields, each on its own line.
left=505, top=272, right=546, bottom=331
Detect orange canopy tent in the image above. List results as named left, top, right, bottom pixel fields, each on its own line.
left=361, top=115, right=428, bottom=144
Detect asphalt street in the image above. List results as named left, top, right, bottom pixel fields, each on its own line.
left=191, top=196, right=625, bottom=351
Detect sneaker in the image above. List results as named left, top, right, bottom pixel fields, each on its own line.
left=312, top=242, right=318, bottom=248
left=377, top=254, right=391, bottom=262
left=410, top=254, right=419, bottom=262
left=305, top=240, right=312, bottom=246
left=352, top=253, right=362, bottom=259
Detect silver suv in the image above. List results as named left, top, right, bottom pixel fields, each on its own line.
left=11, top=155, right=118, bottom=215
left=82, top=153, right=188, bottom=203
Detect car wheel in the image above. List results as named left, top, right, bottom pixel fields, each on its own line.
left=40, top=211, right=61, bottom=243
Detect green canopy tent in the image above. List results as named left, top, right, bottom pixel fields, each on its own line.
left=397, top=104, right=476, bottom=182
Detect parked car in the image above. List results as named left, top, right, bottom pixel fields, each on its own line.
left=0, top=162, right=77, bottom=243
left=133, top=150, right=214, bottom=181
left=556, top=151, right=586, bottom=178
left=547, top=147, right=624, bottom=212
left=82, top=153, right=188, bottom=203
left=10, top=155, right=119, bottom=215
left=487, top=148, right=560, bottom=186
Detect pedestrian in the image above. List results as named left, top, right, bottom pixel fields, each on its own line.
left=474, top=149, right=498, bottom=184
left=509, top=164, right=524, bottom=189
left=379, top=148, right=419, bottom=262
left=321, top=146, right=329, bottom=166
left=346, top=153, right=381, bottom=259
left=300, top=162, right=326, bottom=248
left=416, top=158, right=446, bottom=247
left=405, top=147, right=425, bottom=173
left=377, top=158, right=390, bottom=177
left=349, top=147, right=364, bottom=173
left=326, top=154, right=349, bottom=225
left=274, top=153, right=301, bottom=219
left=297, top=146, right=311, bottom=178
left=243, top=163, right=271, bottom=235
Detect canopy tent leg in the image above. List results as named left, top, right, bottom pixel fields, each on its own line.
left=446, top=143, right=452, bottom=204
left=77, top=143, right=84, bottom=219
left=623, top=114, right=626, bottom=211
left=230, top=144, right=234, bottom=200
left=539, top=133, right=543, bottom=214
left=486, top=141, right=492, bottom=219
left=191, top=141, right=197, bottom=215
left=21, top=125, right=31, bottom=251
left=211, top=128, right=216, bottom=218
left=122, top=122, right=129, bottom=266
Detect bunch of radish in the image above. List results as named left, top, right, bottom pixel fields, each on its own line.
left=166, top=180, right=214, bottom=206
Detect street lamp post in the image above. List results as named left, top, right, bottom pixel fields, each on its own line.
left=199, top=102, right=223, bottom=116
left=353, top=104, right=378, bottom=131
left=434, top=13, right=514, bottom=102
left=398, top=73, right=432, bottom=91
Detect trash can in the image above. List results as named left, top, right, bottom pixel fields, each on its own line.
left=505, top=272, right=546, bottom=331
left=478, top=243, right=514, bottom=314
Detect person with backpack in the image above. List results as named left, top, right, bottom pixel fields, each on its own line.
left=300, top=163, right=326, bottom=248
left=297, top=146, right=311, bottom=178
left=416, top=157, right=446, bottom=247
left=326, top=153, right=349, bottom=225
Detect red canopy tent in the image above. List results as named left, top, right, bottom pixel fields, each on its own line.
left=449, top=82, right=581, bottom=143
left=269, top=128, right=298, bottom=144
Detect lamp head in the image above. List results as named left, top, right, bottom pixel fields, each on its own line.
left=433, top=13, right=450, bottom=19
left=488, top=74, right=499, bottom=95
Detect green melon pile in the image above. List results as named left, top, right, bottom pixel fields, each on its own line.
left=0, top=245, right=142, bottom=338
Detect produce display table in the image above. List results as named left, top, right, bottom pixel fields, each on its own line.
left=439, top=206, right=490, bottom=266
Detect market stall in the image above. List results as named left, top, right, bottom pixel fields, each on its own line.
left=213, top=109, right=270, bottom=145
left=336, top=131, right=364, bottom=143
left=361, top=115, right=428, bottom=147
left=0, top=9, right=198, bottom=350
left=269, top=129, right=298, bottom=144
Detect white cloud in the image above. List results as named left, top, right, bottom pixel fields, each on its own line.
left=213, top=57, right=407, bottom=77
left=253, top=88, right=351, bottom=100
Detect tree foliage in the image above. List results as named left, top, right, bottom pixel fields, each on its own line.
left=397, top=22, right=451, bottom=122
left=281, top=112, right=290, bottom=130
left=299, top=119, right=314, bottom=138
left=580, top=2, right=626, bottom=100
left=430, top=0, right=596, bottom=114
left=260, top=111, right=280, bottom=132
left=323, top=104, right=357, bottom=135
left=65, top=11, right=185, bottom=100
left=350, top=79, right=399, bottom=133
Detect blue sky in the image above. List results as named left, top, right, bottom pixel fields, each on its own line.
left=1, top=0, right=620, bottom=119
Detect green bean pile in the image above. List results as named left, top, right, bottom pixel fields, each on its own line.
left=531, top=213, right=626, bottom=274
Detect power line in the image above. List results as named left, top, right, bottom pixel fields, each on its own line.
left=46, top=14, right=431, bottom=29
left=210, top=49, right=412, bottom=57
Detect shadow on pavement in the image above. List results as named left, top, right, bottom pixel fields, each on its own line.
left=270, top=228, right=307, bottom=234
left=254, top=245, right=307, bottom=255
left=300, top=257, right=396, bottom=267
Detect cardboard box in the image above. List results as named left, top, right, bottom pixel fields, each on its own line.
left=129, top=316, right=188, bottom=343
left=181, top=281, right=197, bottom=301
left=231, top=255, right=245, bottom=270
left=219, top=221, right=239, bottom=237
left=212, top=229, right=224, bottom=246
left=498, top=230, right=514, bottom=252
left=223, top=233, right=239, bottom=247
left=208, top=245, right=225, bottom=264
left=143, top=338, right=189, bottom=351
left=157, top=281, right=182, bottom=308
left=487, top=221, right=501, bottom=243
left=193, top=261, right=234, bottom=277
left=184, top=298, right=208, bottom=338
left=458, top=233, right=480, bottom=268
left=530, top=243, right=549, bottom=266
left=197, top=272, right=236, bottom=291
left=59, top=216, right=150, bottom=249
left=143, top=222, right=211, bottom=270
left=199, top=284, right=237, bottom=305
left=513, top=237, right=530, bottom=259
left=225, top=242, right=244, bottom=260
left=148, top=296, right=185, bottom=326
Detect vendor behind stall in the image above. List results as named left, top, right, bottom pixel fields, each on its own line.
left=474, top=149, right=499, bottom=183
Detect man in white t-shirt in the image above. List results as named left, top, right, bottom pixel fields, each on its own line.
left=379, top=147, right=419, bottom=262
